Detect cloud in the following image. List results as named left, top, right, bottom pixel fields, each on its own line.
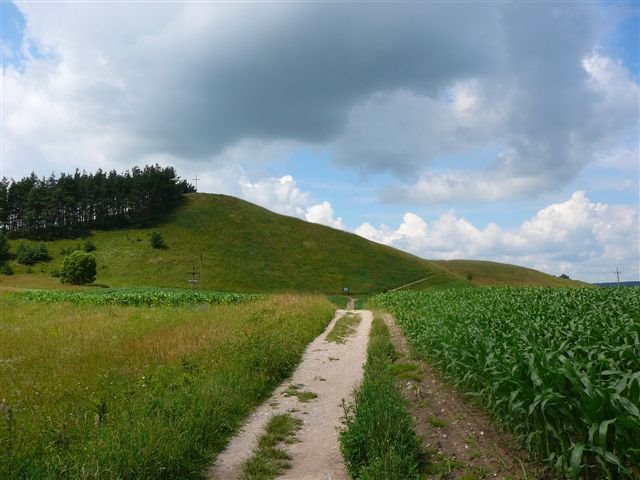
left=240, top=174, right=309, bottom=219
left=5, top=2, right=499, bottom=170
left=305, top=201, right=345, bottom=230
left=6, top=2, right=636, bottom=206
left=382, top=170, right=546, bottom=204
left=355, top=192, right=639, bottom=282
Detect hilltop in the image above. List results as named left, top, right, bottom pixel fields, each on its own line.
left=1, top=193, right=584, bottom=293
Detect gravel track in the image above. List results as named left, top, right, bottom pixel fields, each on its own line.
left=209, top=309, right=373, bottom=480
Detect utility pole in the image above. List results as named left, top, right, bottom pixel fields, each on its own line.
left=188, top=266, right=199, bottom=290
left=199, top=252, right=203, bottom=290
left=614, top=267, right=621, bottom=288
left=192, top=176, right=200, bottom=191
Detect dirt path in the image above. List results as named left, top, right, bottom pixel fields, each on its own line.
left=383, top=313, right=549, bottom=479
left=209, top=309, right=373, bottom=480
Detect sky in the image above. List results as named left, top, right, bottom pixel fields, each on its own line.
left=1, top=1, right=639, bottom=283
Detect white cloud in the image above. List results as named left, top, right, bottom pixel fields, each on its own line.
left=356, top=191, right=639, bottom=282
left=305, top=201, right=345, bottom=230
left=240, top=175, right=309, bottom=219
left=382, top=170, right=546, bottom=204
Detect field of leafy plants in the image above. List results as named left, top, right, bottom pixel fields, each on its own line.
left=15, top=287, right=259, bottom=306
left=376, top=287, right=640, bottom=479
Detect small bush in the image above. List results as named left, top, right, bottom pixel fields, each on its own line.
left=83, top=239, right=96, bottom=252
left=0, top=262, right=13, bottom=275
left=150, top=231, right=166, bottom=249
left=59, top=251, right=97, bottom=285
left=16, top=242, right=51, bottom=265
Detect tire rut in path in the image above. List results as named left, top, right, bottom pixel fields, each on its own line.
left=208, top=309, right=373, bottom=480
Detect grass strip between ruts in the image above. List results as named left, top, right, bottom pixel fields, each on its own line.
left=339, top=315, right=426, bottom=479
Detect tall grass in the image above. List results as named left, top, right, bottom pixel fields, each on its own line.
left=376, top=287, right=640, bottom=479
left=0, top=293, right=334, bottom=479
left=340, top=316, right=426, bottom=479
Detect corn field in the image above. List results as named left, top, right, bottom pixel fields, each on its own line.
left=15, top=287, right=259, bottom=306
left=376, top=287, right=640, bottom=479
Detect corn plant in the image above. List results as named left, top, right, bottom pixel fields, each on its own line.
left=375, top=287, right=640, bottom=479
left=14, top=287, right=260, bottom=306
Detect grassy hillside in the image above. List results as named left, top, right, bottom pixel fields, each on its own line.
left=434, top=259, right=590, bottom=287
left=0, top=194, right=586, bottom=293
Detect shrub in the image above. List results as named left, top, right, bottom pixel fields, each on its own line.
left=16, top=242, right=51, bottom=265
left=59, top=251, right=97, bottom=285
left=150, top=231, right=166, bottom=249
left=83, top=238, right=96, bottom=252
left=0, top=262, right=13, bottom=275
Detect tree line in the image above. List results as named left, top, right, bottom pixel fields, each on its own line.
left=0, top=165, right=195, bottom=239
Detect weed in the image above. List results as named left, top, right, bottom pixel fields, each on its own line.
left=326, top=313, right=360, bottom=344
left=240, top=414, right=302, bottom=480
left=283, top=384, right=318, bottom=403
left=390, top=362, right=422, bottom=381
left=427, top=415, right=447, bottom=428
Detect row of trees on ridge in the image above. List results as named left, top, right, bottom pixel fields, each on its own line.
left=0, top=165, right=195, bottom=239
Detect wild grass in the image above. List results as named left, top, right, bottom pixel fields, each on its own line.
left=326, top=313, right=360, bottom=344
left=0, top=293, right=334, bottom=479
left=377, top=287, right=640, bottom=479
left=340, top=315, right=426, bottom=479
left=240, top=414, right=302, bottom=480
left=327, top=295, right=349, bottom=309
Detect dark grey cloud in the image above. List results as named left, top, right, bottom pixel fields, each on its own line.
left=120, top=3, right=503, bottom=159
left=9, top=1, right=638, bottom=199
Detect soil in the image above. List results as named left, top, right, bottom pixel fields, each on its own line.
left=383, top=313, right=551, bottom=480
left=208, top=309, right=373, bottom=480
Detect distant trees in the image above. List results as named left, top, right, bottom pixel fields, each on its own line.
left=0, top=231, right=11, bottom=275
left=59, top=251, right=97, bottom=285
left=0, top=231, right=9, bottom=260
left=0, top=165, right=195, bottom=240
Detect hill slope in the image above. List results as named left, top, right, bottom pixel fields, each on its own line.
left=1, top=194, right=584, bottom=293
left=434, top=259, right=589, bottom=288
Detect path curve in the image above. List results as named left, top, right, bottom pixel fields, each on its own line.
left=209, top=309, right=373, bottom=480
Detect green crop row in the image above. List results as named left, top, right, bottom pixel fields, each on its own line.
left=375, top=287, right=640, bottom=479
left=14, top=287, right=260, bottom=306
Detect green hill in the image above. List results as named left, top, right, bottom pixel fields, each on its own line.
left=433, top=259, right=589, bottom=287
left=0, top=194, right=586, bottom=293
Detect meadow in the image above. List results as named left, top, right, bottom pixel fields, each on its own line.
left=0, top=291, right=334, bottom=479
left=376, top=287, right=640, bottom=479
